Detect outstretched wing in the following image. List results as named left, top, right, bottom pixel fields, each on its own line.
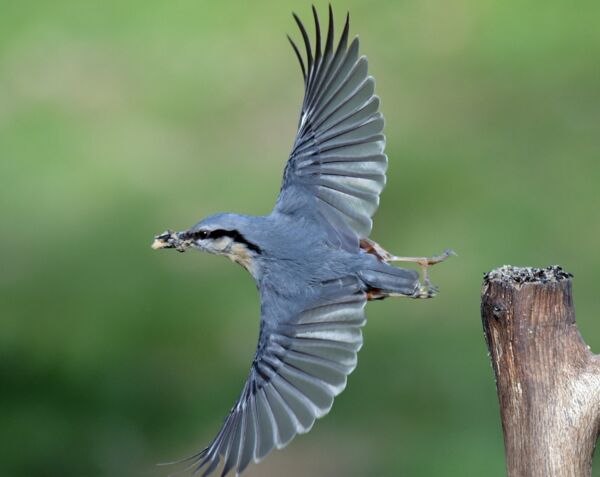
left=185, top=277, right=367, bottom=476
left=274, top=6, right=387, bottom=248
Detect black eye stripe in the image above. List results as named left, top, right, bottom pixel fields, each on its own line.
left=206, top=229, right=230, bottom=240
left=191, top=229, right=262, bottom=254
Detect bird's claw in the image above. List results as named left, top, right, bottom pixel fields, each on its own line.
left=414, top=283, right=439, bottom=299
left=425, top=248, right=457, bottom=266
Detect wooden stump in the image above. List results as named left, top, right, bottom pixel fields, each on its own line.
left=481, top=265, right=600, bottom=477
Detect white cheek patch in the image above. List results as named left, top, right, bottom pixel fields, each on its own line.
left=211, top=236, right=233, bottom=253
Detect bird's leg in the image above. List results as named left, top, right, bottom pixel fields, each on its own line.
left=389, top=249, right=455, bottom=283
left=388, top=249, right=456, bottom=298
left=360, top=239, right=455, bottom=298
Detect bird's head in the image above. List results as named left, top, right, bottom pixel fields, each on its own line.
left=152, top=213, right=262, bottom=274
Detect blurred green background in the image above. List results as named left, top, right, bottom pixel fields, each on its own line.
left=1, top=0, right=600, bottom=476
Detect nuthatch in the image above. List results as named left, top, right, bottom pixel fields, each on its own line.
left=153, top=6, right=453, bottom=476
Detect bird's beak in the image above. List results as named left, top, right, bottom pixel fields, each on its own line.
left=151, top=230, right=189, bottom=252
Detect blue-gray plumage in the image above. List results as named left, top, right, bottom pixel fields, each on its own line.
left=152, top=6, right=452, bottom=476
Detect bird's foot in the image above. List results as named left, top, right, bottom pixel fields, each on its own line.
left=413, top=282, right=439, bottom=299
left=389, top=249, right=456, bottom=299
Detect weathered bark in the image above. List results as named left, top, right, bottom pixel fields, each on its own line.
left=481, top=265, right=600, bottom=477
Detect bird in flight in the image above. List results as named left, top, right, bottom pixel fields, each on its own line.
left=152, top=6, right=452, bottom=476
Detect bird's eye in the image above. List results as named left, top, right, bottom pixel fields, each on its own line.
left=192, top=230, right=209, bottom=240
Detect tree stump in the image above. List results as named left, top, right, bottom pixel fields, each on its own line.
left=481, top=265, right=600, bottom=477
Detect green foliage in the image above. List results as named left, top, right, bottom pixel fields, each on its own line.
left=1, top=1, right=599, bottom=475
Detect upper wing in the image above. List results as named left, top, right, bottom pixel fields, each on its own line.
left=274, top=6, right=387, bottom=247
left=185, top=276, right=367, bottom=476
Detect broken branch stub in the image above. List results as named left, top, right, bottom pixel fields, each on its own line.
left=481, top=265, right=600, bottom=477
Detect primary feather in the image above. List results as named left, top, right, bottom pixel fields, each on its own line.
left=276, top=5, right=387, bottom=248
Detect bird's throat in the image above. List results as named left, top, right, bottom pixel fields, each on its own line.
left=225, top=243, right=256, bottom=274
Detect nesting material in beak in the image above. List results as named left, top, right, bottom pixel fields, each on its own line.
left=151, top=238, right=170, bottom=250
left=151, top=230, right=188, bottom=252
